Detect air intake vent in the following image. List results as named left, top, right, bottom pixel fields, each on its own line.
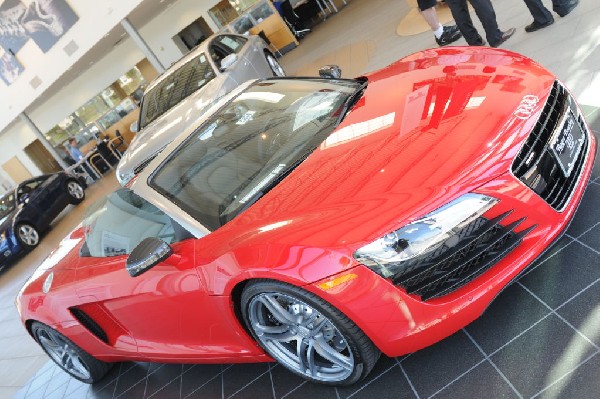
left=391, top=212, right=535, bottom=301
left=29, top=76, right=42, bottom=89
left=70, top=308, right=109, bottom=344
left=63, top=40, right=78, bottom=56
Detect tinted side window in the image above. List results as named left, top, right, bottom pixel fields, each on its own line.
left=139, top=53, right=216, bottom=129
left=81, top=188, right=179, bottom=258
left=215, top=35, right=247, bottom=53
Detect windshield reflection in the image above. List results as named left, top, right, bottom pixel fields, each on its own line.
left=151, top=79, right=360, bottom=231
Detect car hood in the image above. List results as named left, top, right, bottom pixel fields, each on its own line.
left=117, top=75, right=234, bottom=185
left=225, top=47, right=555, bottom=250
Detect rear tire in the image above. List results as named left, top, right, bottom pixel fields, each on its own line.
left=31, top=321, right=112, bottom=383
left=241, top=280, right=379, bottom=386
left=66, top=180, right=85, bottom=204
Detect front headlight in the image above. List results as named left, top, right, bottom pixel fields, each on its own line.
left=354, top=193, right=498, bottom=278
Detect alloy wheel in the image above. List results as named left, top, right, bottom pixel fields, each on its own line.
left=18, top=224, right=39, bottom=247
left=266, top=54, right=285, bottom=77
left=67, top=181, right=84, bottom=199
left=248, top=292, right=354, bottom=382
left=36, top=328, right=92, bottom=380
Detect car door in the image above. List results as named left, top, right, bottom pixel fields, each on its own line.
left=16, top=178, right=50, bottom=227
left=74, top=188, right=252, bottom=359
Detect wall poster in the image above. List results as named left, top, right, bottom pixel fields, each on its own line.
left=0, top=0, right=79, bottom=82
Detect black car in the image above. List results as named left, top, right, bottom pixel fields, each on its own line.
left=0, top=173, right=85, bottom=269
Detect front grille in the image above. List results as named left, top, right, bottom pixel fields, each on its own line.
left=390, top=212, right=535, bottom=301
left=512, top=81, right=589, bottom=210
left=70, top=308, right=109, bottom=344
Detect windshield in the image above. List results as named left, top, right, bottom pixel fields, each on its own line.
left=139, top=53, right=216, bottom=130
left=150, top=78, right=361, bottom=231
left=0, top=193, right=15, bottom=219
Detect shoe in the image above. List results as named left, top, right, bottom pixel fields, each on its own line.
left=491, top=28, right=515, bottom=48
left=525, top=17, right=554, bottom=32
left=555, top=0, right=579, bottom=17
left=436, top=25, right=462, bottom=46
left=472, top=39, right=487, bottom=46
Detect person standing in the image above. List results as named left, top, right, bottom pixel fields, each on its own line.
left=444, top=0, right=515, bottom=47
left=417, top=0, right=462, bottom=46
left=68, top=138, right=85, bottom=162
left=522, top=0, right=579, bottom=32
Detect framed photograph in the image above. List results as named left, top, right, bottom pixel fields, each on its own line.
left=0, top=0, right=29, bottom=54
left=27, top=0, right=79, bottom=53
left=0, top=46, right=24, bottom=85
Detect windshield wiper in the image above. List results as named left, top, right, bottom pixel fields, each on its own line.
left=336, top=79, right=368, bottom=126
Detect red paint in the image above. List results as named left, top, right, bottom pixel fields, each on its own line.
left=17, top=47, right=597, bottom=363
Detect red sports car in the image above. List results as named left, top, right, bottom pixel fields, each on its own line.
left=16, top=47, right=597, bottom=386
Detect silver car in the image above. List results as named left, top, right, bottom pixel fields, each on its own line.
left=116, top=33, right=285, bottom=185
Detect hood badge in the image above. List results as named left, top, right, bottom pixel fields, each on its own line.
left=514, top=95, right=539, bottom=120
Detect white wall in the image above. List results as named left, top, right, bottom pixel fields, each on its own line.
left=0, top=0, right=223, bottom=179
left=0, top=0, right=145, bottom=132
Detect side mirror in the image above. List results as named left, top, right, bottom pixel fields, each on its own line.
left=220, top=53, right=238, bottom=71
left=319, top=65, right=342, bottom=79
left=126, top=237, right=173, bottom=277
left=130, top=121, right=139, bottom=133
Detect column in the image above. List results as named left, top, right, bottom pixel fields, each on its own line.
left=19, top=113, right=69, bottom=170
left=121, top=18, right=165, bottom=74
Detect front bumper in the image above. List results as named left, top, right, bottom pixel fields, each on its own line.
left=308, top=130, right=597, bottom=357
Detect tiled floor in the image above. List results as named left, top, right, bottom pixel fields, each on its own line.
left=2, top=0, right=600, bottom=398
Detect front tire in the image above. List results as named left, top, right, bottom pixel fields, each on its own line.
left=31, top=322, right=112, bottom=383
left=66, top=180, right=85, bottom=204
left=241, top=280, right=379, bottom=386
left=15, top=223, right=40, bottom=250
left=265, top=52, right=285, bottom=77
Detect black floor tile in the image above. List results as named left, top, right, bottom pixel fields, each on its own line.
left=145, top=363, right=183, bottom=398
left=112, top=362, right=149, bottom=398
left=491, top=314, right=597, bottom=398
left=400, top=330, right=484, bottom=398
left=229, top=372, right=273, bottom=399
left=184, top=372, right=222, bottom=399
left=269, top=364, right=308, bottom=399
left=147, top=376, right=183, bottom=399
left=340, top=363, right=415, bottom=399
left=221, top=363, right=270, bottom=399
left=579, top=223, right=600, bottom=250
left=180, top=364, right=223, bottom=398
left=87, top=377, right=118, bottom=399
left=536, top=353, right=600, bottom=399
left=556, top=280, right=600, bottom=347
left=465, top=284, right=550, bottom=354
left=280, top=381, right=337, bottom=399
left=518, top=240, right=600, bottom=309
left=432, top=361, right=519, bottom=399
left=336, top=355, right=400, bottom=399
left=566, top=182, right=600, bottom=237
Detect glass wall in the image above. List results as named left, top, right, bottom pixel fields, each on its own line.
left=44, top=66, right=147, bottom=163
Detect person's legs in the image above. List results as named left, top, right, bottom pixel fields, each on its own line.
left=445, top=0, right=484, bottom=45
left=552, top=0, right=579, bottom=17
left=420, top=6, right=442, bottom=32
left=522, top=0, right=554, bottom=31
left=416, top=0, right=462, bottom=46
left=467, top=0, right=503, bottom=46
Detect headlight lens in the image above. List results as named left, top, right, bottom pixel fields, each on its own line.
left=354, top=193, right=498, bottom=278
